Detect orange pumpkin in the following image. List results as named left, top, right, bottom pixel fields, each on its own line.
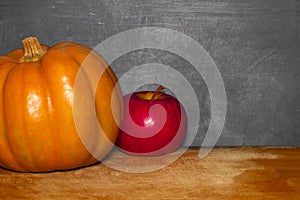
left=0, top=37, right=123, bottom=172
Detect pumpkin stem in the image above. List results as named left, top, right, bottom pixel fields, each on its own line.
left=19, top=37, right=46, bottom=63
left=150, top=85, right=165, bottom=100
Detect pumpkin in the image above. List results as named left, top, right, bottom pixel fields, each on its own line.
left=0, top=37, right=123, bottom=172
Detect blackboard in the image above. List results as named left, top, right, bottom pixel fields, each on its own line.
left=0, top=0, right=299, bottom=146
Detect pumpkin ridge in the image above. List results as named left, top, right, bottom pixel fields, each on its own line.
left=22, top=64, right=45, bottom=171
left=36, top=65, right=59, bottom=170
left=0, top=63, right=28, bottom=171
left=3, top=63, right=40, bottom=171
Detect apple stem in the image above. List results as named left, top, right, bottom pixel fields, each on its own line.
left=151, top=85, right=165, bottom=100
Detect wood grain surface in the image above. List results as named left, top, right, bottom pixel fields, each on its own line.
left=0, top=147, right=299, bottom=199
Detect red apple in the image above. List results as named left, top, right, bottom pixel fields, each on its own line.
left=116, top=86, right=187, bottom=156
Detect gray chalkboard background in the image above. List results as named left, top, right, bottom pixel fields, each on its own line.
left=0, top=0, right=299, bottom=146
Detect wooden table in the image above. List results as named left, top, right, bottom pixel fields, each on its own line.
left=0, top=147, right=299, bottom=199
